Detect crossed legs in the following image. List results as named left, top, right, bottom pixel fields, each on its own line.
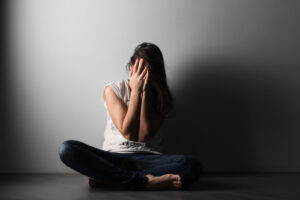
left=58, top=140, right=202, bottom=190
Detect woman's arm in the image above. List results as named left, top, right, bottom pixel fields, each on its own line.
left=138, top=89, right=164, bottom=142
left=104, top=86, right=142, bottom=141
left=104, top=58, right=147, bottom=141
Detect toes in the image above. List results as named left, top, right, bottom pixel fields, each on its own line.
left=175, top=175, right=181, bottom=182
left=171, top=179, right=182, bottom=190
left=170, top=175, right=178, bottom=181
left=174, top=182, right=182, bottom=189
left=173, top=174, right=180, bottom=180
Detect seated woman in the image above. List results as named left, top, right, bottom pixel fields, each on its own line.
left=58, top=42, right=203, bottom=190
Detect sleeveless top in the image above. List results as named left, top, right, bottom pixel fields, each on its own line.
left=101, top=79, right=164, bottom=154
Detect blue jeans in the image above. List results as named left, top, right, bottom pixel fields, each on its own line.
left=58, top=140, right=203, bottom=190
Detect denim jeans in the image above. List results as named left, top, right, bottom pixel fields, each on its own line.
left=58, top=140, right=203, bottom=190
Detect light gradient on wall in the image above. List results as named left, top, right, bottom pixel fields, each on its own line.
left=1, top=0, right=300, bottom=173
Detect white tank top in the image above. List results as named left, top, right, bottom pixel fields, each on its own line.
left=101, top=79, right=164, bottom=154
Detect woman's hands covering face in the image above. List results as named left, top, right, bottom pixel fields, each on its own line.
left=142, top=62, right=155, bottom=92
left=129, top=58, right=149, bottom=93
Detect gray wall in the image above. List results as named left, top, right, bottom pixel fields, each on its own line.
left=1, top=0, right=300, bottom=173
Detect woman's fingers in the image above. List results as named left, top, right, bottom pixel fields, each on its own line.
left=129, top=68, right=133, bottom=77
left=145, top=69, right=149, bottom=82
left=142, top=71, right=148, bottom=91
left=133, top=58, right=139, bottom=73
left=137, top=58, right=144, bottom=75
left=139, top=64, right=148, bottom=79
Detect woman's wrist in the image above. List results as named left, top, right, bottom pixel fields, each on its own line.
left=131, top=88, right=143, bottom=96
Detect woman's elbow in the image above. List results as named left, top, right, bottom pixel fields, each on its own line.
left=137, top=129, right=152, bottom=142
left=121, top=129, right=138, bottom=141
left=118, top=127, right=130, bottom=140
left=137, top=136, right=148, bottom=143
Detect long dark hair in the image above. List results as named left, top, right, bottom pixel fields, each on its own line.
left=125, top=42, right=176, bottom=119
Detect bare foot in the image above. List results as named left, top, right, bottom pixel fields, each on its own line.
left=145, top=174, right=182, bottom=190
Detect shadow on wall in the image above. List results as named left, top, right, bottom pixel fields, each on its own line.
left=160, top=56, right=299, bottom=172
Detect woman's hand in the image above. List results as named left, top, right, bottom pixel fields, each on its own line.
left=129, top=58, right=149, bottom=93
left=142, top=65, right=152, bottom=92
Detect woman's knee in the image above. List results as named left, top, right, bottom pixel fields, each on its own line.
left=58, top=140, right=82, bottom=161
left=185, top=155, right=203, bottom=178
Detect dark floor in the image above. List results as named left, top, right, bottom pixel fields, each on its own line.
left=0, top=173, right=299, bottom=200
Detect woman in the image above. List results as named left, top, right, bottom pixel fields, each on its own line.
left=58, top=42, right=202, bottom=190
